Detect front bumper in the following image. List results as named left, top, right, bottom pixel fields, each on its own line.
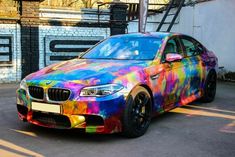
left=16, top=88, right=126, bottom=134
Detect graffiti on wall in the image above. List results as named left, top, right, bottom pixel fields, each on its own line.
left=44, top=36, right=104, bottom=66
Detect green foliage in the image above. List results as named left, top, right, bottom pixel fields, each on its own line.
left=40, top=0, right=111, bottom=9
left=0, top=0, right=19, bottom=18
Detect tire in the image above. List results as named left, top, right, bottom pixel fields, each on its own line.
left=122, top=86, right=152, bottom=138
left=201, top=71, right=217, bottom=103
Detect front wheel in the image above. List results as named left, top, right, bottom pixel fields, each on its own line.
left=122, top=86, right=152, bottom=138
left=201, top=71, right=217, bottom=103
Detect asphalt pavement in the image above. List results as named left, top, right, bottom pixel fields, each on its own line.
left=0, top=82, right=234, bottom=157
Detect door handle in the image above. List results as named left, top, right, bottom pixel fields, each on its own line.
left=150, top=74, right=160, bottom=80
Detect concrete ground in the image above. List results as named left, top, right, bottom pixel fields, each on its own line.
left=0, top=82, right=234, bottom=157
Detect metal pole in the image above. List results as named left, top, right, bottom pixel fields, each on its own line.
left=139, top=0, right=149, bottom=33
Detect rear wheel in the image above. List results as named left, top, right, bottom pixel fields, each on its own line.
left=122, top=86, right=152, bottom=138
left=201, top=71, right=217, bottom=103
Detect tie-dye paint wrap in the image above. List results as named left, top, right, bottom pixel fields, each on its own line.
left=16, top=32, right=218, bottom=134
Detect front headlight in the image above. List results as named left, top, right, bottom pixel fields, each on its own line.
left=80, top=84, right=123, bottom=97
left=20, top=78, right=27, bottom=90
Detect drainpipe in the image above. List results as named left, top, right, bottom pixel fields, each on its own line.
left=139, top=0, right=149, bottom=33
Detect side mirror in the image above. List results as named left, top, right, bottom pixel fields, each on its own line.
left=166, top=53, right=183, bottom=62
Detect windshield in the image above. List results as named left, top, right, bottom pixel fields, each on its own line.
left=82, top=36, right=162, bottom=60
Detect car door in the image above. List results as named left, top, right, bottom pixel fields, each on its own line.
left=161, top=36, right=189, bottom=110
left=179, top=36, right=206, bottom=98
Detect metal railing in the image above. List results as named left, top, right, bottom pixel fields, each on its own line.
left=97, top=2, right=169, bottom=23
left=157, top=0, right=185, bottom=32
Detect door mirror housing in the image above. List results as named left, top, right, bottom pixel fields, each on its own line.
left=166, top=53, right=183, bottom=62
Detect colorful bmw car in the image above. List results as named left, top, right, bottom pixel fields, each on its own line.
left=16, top=32, right=218, bottom=137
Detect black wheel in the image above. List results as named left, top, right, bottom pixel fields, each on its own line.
left=201, top=71, right=217, bottom=103
left=122, top=86, right=152, bottom=138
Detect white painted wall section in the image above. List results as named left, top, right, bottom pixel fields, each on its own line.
left=0, top=24, right=21, bottom=83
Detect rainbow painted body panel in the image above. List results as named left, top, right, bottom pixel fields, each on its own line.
left=16, top=32, right=218, bottom=133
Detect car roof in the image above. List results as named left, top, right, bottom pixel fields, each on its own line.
left=111, top=32, right=181, bottom=39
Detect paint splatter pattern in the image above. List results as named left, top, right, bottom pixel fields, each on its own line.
left=16, top=32, right=218, bottom=133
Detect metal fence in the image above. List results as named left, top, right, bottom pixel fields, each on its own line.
left=0, top=0, right=19, bottom=18
left=122, top=0, right=170, bottom=10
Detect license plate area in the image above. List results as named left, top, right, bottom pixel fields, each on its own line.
left=31, top=102, right=61, bottom=114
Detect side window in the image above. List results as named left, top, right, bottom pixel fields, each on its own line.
left=181, top=37, right=205, bottom=57
left=162, top=38, right=182, bottom=62
left=164, top=39, right=178, bottom=54
left=194, top=41, right=205, bottom=54
left=181, top=38, right=196, bottom=57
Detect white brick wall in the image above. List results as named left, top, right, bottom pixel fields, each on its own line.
left=39, top=25, right=110, bottom=69
left=0, top=24, right=21, bottom=83
left=40, top=8, right=110, bottom=23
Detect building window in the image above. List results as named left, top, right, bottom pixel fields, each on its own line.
left=0, top=36, right=12, bottom=64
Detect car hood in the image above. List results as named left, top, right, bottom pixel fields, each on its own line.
left=26, top=59, right=152, bottom=85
